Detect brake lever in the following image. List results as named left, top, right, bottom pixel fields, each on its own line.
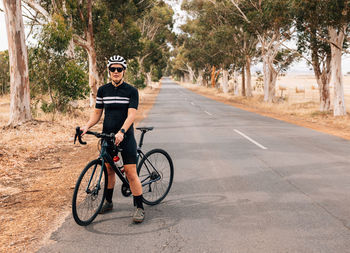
left=75, top=126, right=87, bottom=145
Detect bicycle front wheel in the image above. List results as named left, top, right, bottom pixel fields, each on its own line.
left=72, top=159, right=107, bottom=226
left=137, top=149, right=174, bottom=205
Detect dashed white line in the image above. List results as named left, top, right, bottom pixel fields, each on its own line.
left=204, top=111, right=212, bottom=116
left=234, top=129, right=268, bottom=150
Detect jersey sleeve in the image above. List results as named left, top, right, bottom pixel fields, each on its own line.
left=95, top=86, right=104, bottom=109
left=129, top=87, right=139, bottom=109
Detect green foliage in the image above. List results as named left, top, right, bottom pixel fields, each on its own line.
left=136, top=1, right=174, bottom=82
left=125, top=59, right=146, bottom=89
left=0, top=50, right=9, bottom=95
left=40, top=14, right=73, bottom=53
left=29, top=41, right=88, bottom=113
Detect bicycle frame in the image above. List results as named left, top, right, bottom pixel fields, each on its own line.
left=99, top=139, right=129, bottom=186
left=84, top=129, right=160, bottom=193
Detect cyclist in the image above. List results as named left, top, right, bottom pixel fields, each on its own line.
left=81, top=55, right=145, bottom=223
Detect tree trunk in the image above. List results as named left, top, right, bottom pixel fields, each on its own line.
left=233, top=70, right=239, bottom=95
left=87, top=48, right=99, bottom=107
left=241, top=66, right=246, bottom=96
left=72, top=0, right=100, bottom=107
left=268, top=62, right=278, bottom=102
left=222, top=69, right=229, bottom=94
left=198, top=69, right=204, bottom=86
left=311, top=51, right=331, bottom=112
left=4, top=0, right=32, bottom=126
left=329, top=26, right=346, bottom=116
left=246, top=55, right=252, bottom=97
left=187, top=64, right=195, bottom=83
left=263, top=54, right=269, bottom=101
left=211, top=66, right=216, bottom=87
left=86, top=0, right=99, bottom=107
left=146, top=72, right=152, bottom=86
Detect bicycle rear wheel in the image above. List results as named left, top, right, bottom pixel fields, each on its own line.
left=72, top=159, right=107, bottom=226
left=137, top=149, right=174, bottom=205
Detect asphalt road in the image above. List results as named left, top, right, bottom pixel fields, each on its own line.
left=38, top=77, right=350, bottom=253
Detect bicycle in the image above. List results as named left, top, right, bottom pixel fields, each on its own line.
left=72, top=126, right=174, bottom=226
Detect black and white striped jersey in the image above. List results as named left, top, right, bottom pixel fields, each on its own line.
left=95, top=82, right=139, bottom=134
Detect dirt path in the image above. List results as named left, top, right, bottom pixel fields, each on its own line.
left=0, top=85, right=160, bottom=253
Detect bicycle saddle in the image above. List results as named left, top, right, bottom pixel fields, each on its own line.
left=136, top=127, right=154, bottom=132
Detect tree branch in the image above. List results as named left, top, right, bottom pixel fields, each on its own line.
left=73, top=34, right=89, bottom=49
left=22, top=0, right=51, bottom=21
left=230, top=0, right=250, bottom=23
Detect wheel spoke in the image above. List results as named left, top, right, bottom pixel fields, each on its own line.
left=137, top=149, right=173, bottom=205
left=72, top=160, right=107, bottom=226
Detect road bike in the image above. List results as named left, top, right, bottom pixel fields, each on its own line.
left=72, top=126, right=174, bottom=226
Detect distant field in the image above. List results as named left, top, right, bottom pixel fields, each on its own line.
left=232, top=74, right=350, bottom=109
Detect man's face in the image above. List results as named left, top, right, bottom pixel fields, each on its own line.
left=109, top=64, right=125, bottom=83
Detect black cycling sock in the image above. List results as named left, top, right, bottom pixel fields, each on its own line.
left=105, top=188, right=114, bottom=203
left=133, top=195, right=144, bottom=210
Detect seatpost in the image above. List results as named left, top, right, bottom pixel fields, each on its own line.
left=138, top=131, right=146, bottom=149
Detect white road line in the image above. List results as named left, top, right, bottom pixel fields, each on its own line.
left=204, top=111, right=212, bottom=116
left=233, top=129, right=268, bottom=150
left=190, top=102, right=195, bottom=105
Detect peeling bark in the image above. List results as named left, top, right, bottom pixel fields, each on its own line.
left=329, top=26, right=346, bottom=116
left=4, top=0, right=32, bottom=126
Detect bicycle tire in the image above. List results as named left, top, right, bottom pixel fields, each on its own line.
left=72, top=159, right=107, bottom=226
left=137, top=149, right=174, bottom=205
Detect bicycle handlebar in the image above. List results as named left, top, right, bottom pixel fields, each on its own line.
left=74, top=126, right=115, bottom=145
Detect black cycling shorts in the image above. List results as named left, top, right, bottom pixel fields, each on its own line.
left=107, top=134, right=137, bottom=165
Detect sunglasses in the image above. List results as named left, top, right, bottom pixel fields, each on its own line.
left=109, top=67, right=124, bottom=73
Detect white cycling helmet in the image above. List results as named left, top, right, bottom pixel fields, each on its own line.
left=107, top=55, right=127, bottom=69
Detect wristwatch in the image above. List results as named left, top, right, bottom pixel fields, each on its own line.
left=120, top=128, right=126, bottom=135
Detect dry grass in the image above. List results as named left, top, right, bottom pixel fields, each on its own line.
left=0, top=84, right=161, bottom=253
left=180, top=81, right=350, bottom=140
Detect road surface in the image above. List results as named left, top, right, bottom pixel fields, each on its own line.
left=38, top=77, right=350, bottom=253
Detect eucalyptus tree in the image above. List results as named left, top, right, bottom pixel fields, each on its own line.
left=4, top=0, right=32, bottom=126
left=136, top=1, right=174, bottom=86
left=181, top=0, right=233, bottom=89
left=294, top=0, right=332, bottom=112
left=326, top=0, right=350, bottom=116
left=23, top=0, right=156, bottom=106
left=232, top=0, right=295, bottom=102
left=294, top=0, right=350, bottom=116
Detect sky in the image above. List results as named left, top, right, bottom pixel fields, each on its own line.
left=1, top=0, right=350, bottom=75
left=0, top=1, right=7, bottom=51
